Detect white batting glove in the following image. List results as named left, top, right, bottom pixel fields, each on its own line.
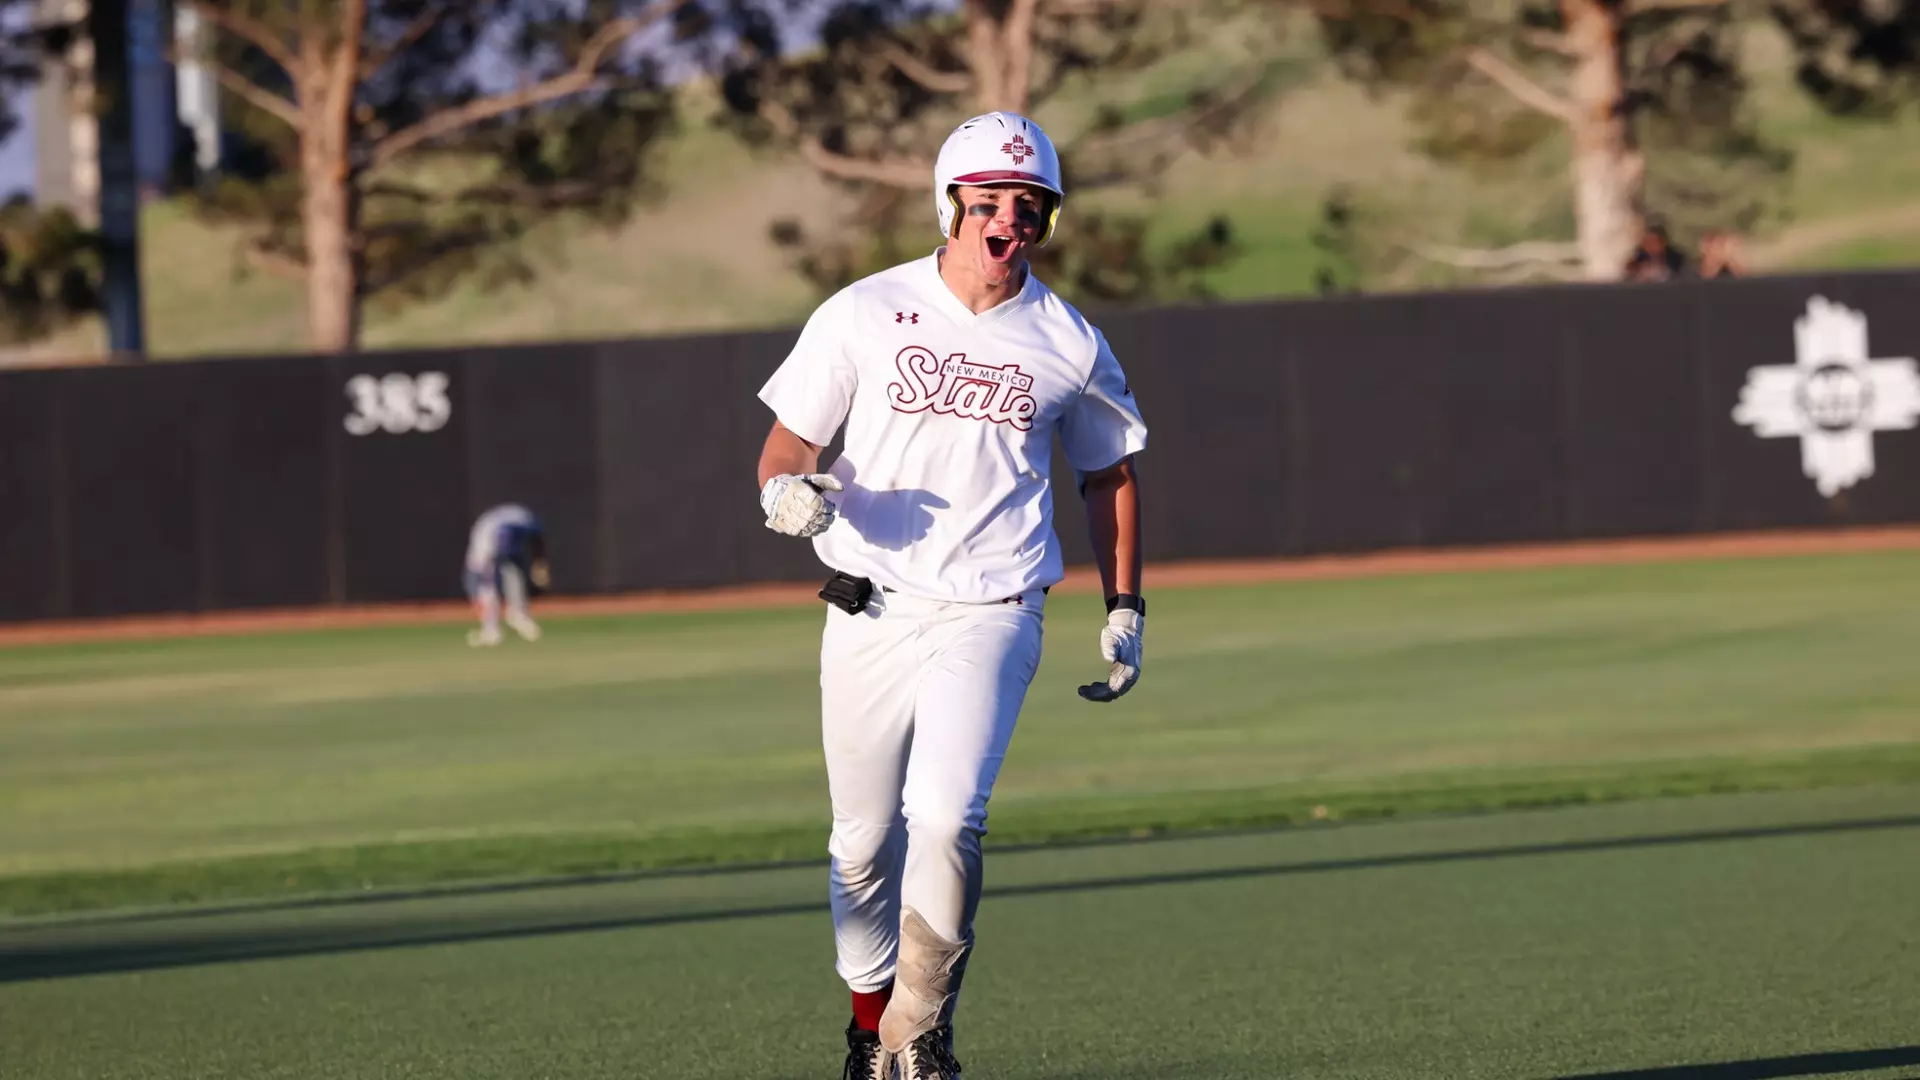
left=1078, top=603, right=1144, bottom=703
left=760, top=473, right=843, bottom=537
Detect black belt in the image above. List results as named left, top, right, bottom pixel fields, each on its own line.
left=821, top=571, right=1044, bottom=615
left=880, top=585, right=1047, bottom=602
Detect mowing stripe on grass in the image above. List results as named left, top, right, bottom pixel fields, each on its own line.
left=7, top=745, right=1920, bottom=920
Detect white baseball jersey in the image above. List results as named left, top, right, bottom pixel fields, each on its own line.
left=757, top=250, right=1148, bottom=603
left=465, top=503, right=536, bottom=572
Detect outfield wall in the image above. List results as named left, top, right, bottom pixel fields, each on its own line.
left=4, top=269, right=1920, bottom=622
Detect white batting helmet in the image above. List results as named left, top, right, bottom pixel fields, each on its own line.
left=933, top=111, right=1064, bottom=246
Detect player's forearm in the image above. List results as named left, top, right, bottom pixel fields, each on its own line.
left=1083, top=459, right=1141, bottom=600
left=757, top=422, right=823, bottom=487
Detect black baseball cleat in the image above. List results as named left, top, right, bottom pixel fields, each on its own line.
left=842, top=1018, right=893, bottom=1080
left=896, top=1026, right=963, bottom=1079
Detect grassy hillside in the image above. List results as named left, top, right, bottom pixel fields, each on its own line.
left=12, top=18, right=1920, bottom=364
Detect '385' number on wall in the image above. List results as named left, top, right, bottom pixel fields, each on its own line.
left=344, top=372, right=452, bottom=435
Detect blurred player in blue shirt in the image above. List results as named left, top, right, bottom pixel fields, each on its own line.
left=464, top=503, right=549, bottom=647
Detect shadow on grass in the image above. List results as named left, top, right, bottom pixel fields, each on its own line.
left=4, top=812, right=1918, bottom=985
left=1556, top=1044, right=1920, bottom=1078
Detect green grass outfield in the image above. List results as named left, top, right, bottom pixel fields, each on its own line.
left=4, top=548, right=1920, bottom=919
left=3, top=786, right=1917, bottom=1079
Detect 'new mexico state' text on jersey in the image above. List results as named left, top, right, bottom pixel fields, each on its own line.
left=758, top=250, right=1149, bottom=604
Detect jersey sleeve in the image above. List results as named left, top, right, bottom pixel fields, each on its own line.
left=1059, top=329, right=1148, bottom=473
left=757, top=289, right=859, bottom=448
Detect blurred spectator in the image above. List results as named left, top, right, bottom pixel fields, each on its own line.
left=1697, top=231, right=1747, bottom=279
left=1624, top=222, right=1687, bottom=281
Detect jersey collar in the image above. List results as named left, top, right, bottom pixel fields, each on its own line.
left=925, top=248, right=1037, bottom=327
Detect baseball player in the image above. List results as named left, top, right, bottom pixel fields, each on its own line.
left=754, top=112, right=1148, bottom=1079
left=462, top=503, right=550, bottom=647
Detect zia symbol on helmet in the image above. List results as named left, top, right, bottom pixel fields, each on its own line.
left=1002, top=135, right=1032, bottom=164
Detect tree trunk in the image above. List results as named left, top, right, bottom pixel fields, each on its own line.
left=961, top=0, right=1033, bottom=115
left=298, top=31, right=363, bottom=354
left=300, top=143, right=360, bottom=353
left=1562, top=0, right=1644, bottom=282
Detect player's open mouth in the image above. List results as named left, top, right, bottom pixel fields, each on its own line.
left=985, top=235, right=1019, bottom=262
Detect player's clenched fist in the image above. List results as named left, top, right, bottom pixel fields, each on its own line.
left=761, top=473, right=844, bottom=537
left=1078, top=599, right=1144, bottom=703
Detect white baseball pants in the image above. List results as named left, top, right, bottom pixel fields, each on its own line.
left=821, top=586, right=1047, bottom=993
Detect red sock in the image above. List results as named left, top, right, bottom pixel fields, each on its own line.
left=851, top=984, right=893, bottom=1032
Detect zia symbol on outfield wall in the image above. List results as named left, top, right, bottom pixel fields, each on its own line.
left=1732, top=296, right=1920, bottom=497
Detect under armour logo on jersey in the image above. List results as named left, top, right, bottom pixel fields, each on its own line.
left=1001, top=134, right=1032, bottom=164
left=896, top=312, right=919, bottom=324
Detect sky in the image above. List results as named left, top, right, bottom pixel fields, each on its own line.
left=1, top=88, right=31, bottom=199
left=0, top=0, right=27, bottom=199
